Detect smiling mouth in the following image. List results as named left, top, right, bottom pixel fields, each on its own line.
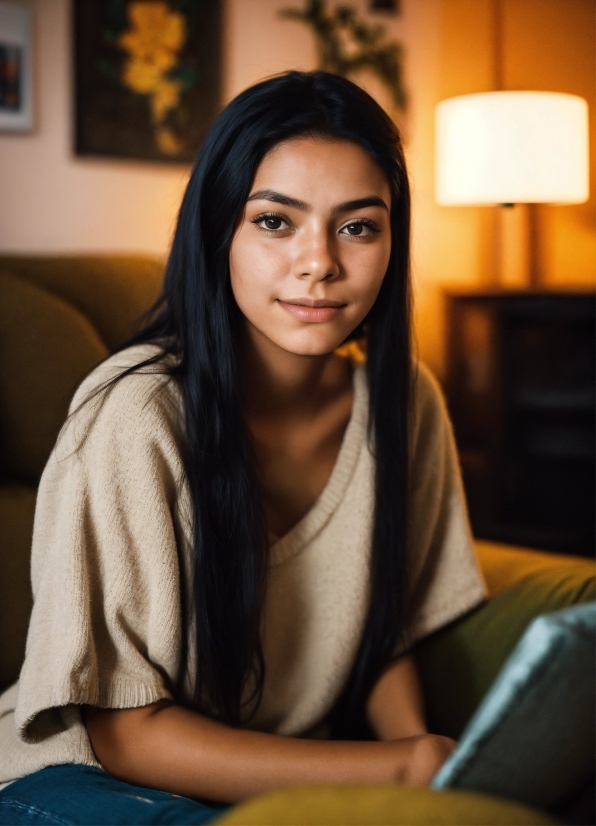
left=279, top=298, right=347, bottom=308
left=277, top=298, right=347, bottom=323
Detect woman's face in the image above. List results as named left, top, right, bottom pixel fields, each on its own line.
left=229, top=137, right=392, bottom=357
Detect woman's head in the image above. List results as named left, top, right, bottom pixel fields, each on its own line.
left=230, top=136, right=392, bottom=358
left=166, top=70, right=410, bottom=362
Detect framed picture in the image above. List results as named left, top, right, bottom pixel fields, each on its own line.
left=0, top=1, right=33, bottom=132
left=74, top=0, right=222, bottom=163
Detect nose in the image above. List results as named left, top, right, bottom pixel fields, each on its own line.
left=292, top=227, right=340, bottom=282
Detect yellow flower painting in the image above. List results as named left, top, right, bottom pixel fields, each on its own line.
left=118, top=2, right=186, bottom=154
left=74, top=0, right=221, bottom=162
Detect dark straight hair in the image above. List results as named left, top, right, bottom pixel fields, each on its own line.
left=110, top=71, right=413, bottom=736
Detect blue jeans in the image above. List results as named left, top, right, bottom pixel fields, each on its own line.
left=0, top=764, right=229, bottom=825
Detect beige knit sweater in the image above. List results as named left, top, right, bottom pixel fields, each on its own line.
left=0, top=345, right=485, bottom=787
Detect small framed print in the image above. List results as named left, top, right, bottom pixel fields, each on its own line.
left=0, top=1, right=33, bottom=132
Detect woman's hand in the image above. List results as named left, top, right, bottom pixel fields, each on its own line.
left=391, top=733, right=457, bottom=786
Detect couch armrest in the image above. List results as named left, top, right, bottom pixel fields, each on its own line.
left=475, top=539, right=595, bottom=599
left=216, top=784, right=561, bottom=825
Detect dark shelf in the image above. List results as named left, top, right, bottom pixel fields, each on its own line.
left=512, top=390, right=595, bottom=411
left=444, top=289, right=595, bottom=557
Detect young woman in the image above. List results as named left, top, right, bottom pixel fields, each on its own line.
left=0, top=72, right=485, bottom=825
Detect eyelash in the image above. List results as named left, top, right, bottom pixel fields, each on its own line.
left=251, top=212, right=381, bottom=237
left=341, top=218, right=381, bottom=237
left=251, top=212, right=289, bottom=233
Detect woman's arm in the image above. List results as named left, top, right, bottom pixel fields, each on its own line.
left=365, top=653, right=457, bottom=779
left=366, top=653, right=430, bottom=741
left=85, top=699, right=453, bottom=804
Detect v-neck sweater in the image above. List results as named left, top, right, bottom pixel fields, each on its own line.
left=268, top=362, right=368, bottom=567
left=0, top=344, right=485, bottom=786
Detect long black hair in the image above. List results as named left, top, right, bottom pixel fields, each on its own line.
left=110, top=71, right=412, bottom=736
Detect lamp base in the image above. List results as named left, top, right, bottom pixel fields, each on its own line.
left=495, top=203, right=541, bottom=289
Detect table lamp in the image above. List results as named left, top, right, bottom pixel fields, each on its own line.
left=435, top=91, right=589, bottom=288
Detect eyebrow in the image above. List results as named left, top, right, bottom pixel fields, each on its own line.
left=246, top=189, right=388, bottom=214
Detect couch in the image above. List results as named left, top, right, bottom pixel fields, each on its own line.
left=0, top=255, right=593, bottom=826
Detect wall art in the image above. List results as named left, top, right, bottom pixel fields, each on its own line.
left=74, top=0, right=221, bottom=163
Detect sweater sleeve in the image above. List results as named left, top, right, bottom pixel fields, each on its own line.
left=15, top=357, right=189, bottom=743
left=398, top=362, right=487, bottom=652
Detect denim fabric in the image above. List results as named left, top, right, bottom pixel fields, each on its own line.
left=0, top=764, right=229, bottom=825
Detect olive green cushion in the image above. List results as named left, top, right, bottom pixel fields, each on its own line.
left=0, top=484, right=36, bottom=690
left=0, top=255, right=164, bottom=688
left=216, top=785, right=561, bottom=825
left=0, top=270, right=108, bottom=484
left=0, top=255, right=163, bottom=351
left=416, top=544, right=595, bottom=738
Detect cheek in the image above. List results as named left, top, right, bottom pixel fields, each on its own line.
left=229, top=232, right=289, bottom=308
left=345, top=242, right=391, bottom=303
left=371, top=235, right=392, bottom=279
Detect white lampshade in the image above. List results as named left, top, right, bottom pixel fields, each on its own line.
left=435, top=91, right=589, bottom=205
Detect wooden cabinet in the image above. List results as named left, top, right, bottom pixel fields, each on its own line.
left=444, top=290, right=595, bottom=556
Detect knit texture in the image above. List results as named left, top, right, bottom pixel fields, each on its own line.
left=0, top=345, right=485, bottom=785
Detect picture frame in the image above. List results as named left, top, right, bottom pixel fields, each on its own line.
left=73, top=0, right=222, bottom=164
left=0, top=1, right=33, bottom=132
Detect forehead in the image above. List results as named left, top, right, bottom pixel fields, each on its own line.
left=251, top=137, right=391, bottom=204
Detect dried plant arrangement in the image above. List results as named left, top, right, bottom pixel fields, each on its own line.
left=280, top=0, right=406, bottom=111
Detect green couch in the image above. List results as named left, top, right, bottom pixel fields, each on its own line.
left=0, top=255, right=593, bottom=826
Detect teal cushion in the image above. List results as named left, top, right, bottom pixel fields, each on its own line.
left=432, top=602, right=596, bottom=812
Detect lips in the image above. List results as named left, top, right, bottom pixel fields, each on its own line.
left=280, top=298, right=346, bottom=308
left=277, top=298, right=346, bottom=323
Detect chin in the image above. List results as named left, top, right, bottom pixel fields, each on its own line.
left=277, top=331, right=350, bottom=357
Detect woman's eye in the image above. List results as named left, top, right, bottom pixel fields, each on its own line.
left=253, top=214, right=289, bottom=232
left=340, top=221, right=379, bottom=237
